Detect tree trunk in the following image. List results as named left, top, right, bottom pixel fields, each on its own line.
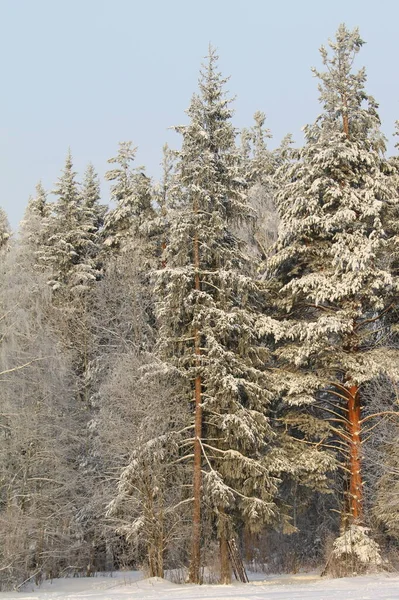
left=219, top=513, right=231, bottom=584
left=188, top=224, right=203, bottom=584
left=156, top=505, right=165, bottom=578
left=242, top=526, right=255, bottom=563
left=342, top=93, right=350, bottom=138
left=347, top=385, right=363, bottom=522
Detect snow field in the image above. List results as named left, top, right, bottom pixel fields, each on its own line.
left=1, top=571, right=399, bottom=600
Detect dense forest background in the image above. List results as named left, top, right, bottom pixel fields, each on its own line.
left=1, top=24, right=399, bottom=589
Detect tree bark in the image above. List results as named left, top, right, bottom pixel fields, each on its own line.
left=342, top=93, right=350, bottom=138
left=188, top=222, right=203, bottom=584
left=219, top=512, right=231, bottom=584
left=242, top=526, right=255, bottom=563
left=347, top=384, right=363, bottom=522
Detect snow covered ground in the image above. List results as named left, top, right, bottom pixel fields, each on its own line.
left=1, top=570, right=399, bottom=600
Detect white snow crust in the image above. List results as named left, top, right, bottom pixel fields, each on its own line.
left=1, top=570, right=399, bottom=600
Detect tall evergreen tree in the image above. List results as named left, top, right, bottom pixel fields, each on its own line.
left=156, top=47, right=289, bottom=583
left=39, top=151, right=100, bottom=296
left=261, top=25, right=399, bottom=571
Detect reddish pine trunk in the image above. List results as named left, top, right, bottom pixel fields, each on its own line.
left=340, top=106, right=363, bottom=522
left=347, top=385, right=363, bottom=522
left=343, top=113, right=349, bottom=137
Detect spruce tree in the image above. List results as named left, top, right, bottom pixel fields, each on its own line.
left=39, top=152, right=100, bottom=296
left=154, top=143, right=176, bottom=267
left=261, top=25, right=398, bottom=570
left=156, top=47, right=283, bottom=583
left=103, top=142, right=154, bottom=253
left=25, top=181, right=48, bottom=220
left=19, top=182, right=50, bottom=259
left=239, top=112, right=279, bottom=261
left=82, top=163, right=106, bottom=234
left=80, top=163, right=106, bottom=280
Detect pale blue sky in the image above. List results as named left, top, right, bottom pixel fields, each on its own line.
left=1, top=0, right=398, bottom=228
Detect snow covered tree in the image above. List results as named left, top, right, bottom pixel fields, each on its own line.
left=368, top=127, right=399, bottom=544
left=99, top=352, right=190, bottom=577
left=260, top=25, right=399, bottom=571
left=99, top=144, right=159, bottom=363
left=353, top=376, right=399, bottom=546
left=241, top=111, right=274, bottom=185
left=39, top=151, right=101, bottom=297
left=0, top=207, right=10, bottom=255
left=373, top=435, right=399, bottom=541
left=382, top=122, right=399, bottom=308
left=24, top=181, right=48, bottom=221
left=19, top=182, right=50, bottom=259
left=155, top=47, right=288, bottom=584
left=82, top=163, right=106, bottom=237
left=33, top=157, right=106, bottom=545
left=153, top=144, right=176, bottom=267
left=82, top=157, right=165, bottom=572
left=0, top=243, right=87, bottom=589
left=80, top=163, right=107, bottom=280
left=103, top=142, right=154, bottom=253
left=102, top=144, right=158, bottom=340
left=239, top=112, right=279, bottom=262
left=157, top=144, right=175, bottom=212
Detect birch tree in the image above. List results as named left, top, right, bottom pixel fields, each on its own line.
left=0, top=242, right=86, bottom=589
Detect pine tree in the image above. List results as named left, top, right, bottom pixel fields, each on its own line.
left=155, top=47, right=283, bottom=583
left=261, top=25, right=399, bottom=570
